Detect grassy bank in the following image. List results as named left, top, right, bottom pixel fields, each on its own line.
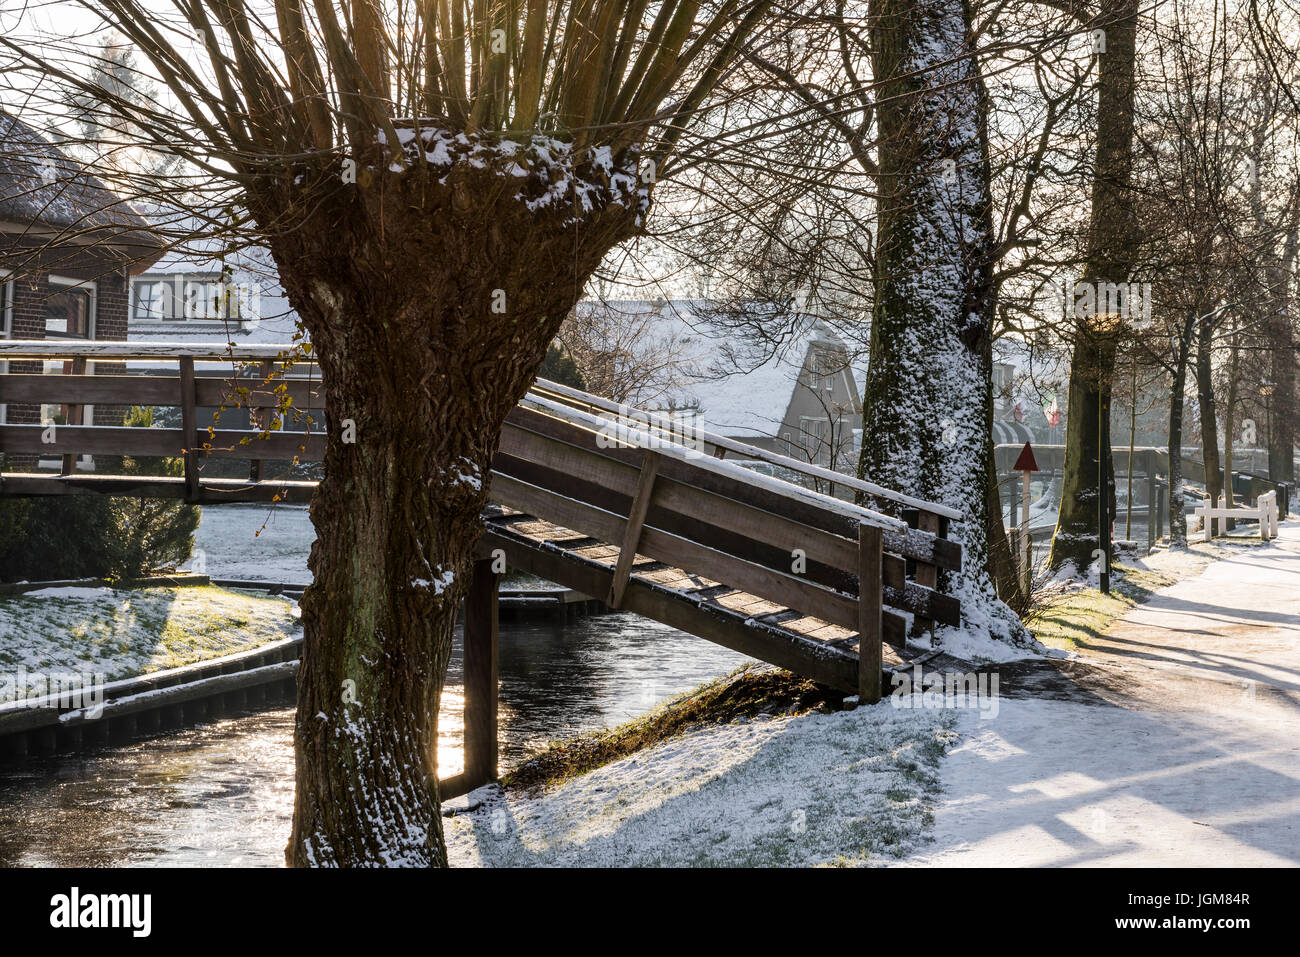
left=0, top=583, right=301, bottom=703
left=449, top=690, right=955, bottom=867
left=1026, top=532, right=1272, bottom=652
left=506, top=663, right=851, bottom=792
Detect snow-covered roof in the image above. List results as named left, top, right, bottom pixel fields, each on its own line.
left=0, top=111, right=162, bottom=261
left=574, top=299, right=858, bottom=439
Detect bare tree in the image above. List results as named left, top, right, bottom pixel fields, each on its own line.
left=2, top=0, right=783, bottom=866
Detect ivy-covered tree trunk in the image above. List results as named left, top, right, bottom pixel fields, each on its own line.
left=1048, top=0, right=1138, bottom=573
left=272, top=134, right=642, bottom=866
left=860, top=0, right=1030, bottom=645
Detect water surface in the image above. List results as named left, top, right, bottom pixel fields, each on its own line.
left=0, top=614, right=748, bottom=866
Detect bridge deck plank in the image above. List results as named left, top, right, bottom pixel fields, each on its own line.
left=485, top=510, right=905, bottom=690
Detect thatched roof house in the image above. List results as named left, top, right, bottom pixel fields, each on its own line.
left=1, top=110, right=163, bottom=351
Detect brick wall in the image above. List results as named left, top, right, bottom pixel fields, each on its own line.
left=2, top=247, right=133, bottom=468
left=89, top=268, right=129, bottom=426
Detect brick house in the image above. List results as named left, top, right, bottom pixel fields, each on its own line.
left=0, top=111, right=163, bottom=467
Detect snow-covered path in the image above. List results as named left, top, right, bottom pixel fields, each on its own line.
left=906, top=522, right=1300, bottom=866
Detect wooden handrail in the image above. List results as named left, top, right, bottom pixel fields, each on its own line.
left=532, top=376, right=963, bottom=521
left=519, top=391, right=909, bottom=533
left=0, top=424, right=324, bottom=460
left=0, top=340, right=317, bottom=362
left=494, top=413, right=961, bottom=628
left=502, top=406, right=960, bottom=572
left=0, top=373, right=323, bottom=406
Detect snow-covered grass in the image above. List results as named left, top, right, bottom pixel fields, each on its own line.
left=0, top=584, right=301, bottom=702
left=446, top=701, right=956, bottom=867
left=185, top=503, right=315, bottom=581
left=1027, top=531, right=1272, bottom=653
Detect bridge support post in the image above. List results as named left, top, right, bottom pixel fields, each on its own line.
left=249, top=360, right=273, bottom=482
left=463, top=557, right=499, bottom=792
left=858, top=523, right=883, bottom=705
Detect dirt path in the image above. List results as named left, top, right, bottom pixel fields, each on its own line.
left=904, top=522, right=1300, bottom=867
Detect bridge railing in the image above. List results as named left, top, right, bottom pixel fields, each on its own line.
left=0, top=340, right=962, bottom=648
left=495, top=396, right=961, bottom=663
left=0, top=341, right=323, bottom=501
left=532, top=377, right=962, bottom=527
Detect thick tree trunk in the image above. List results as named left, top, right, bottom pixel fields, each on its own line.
left=1050, top=332, right=1117, bottom=572
left=263, top=132, right=642, bottom=866
left=1048, top=0, right=1138, bottom=573
left=861, top=0, right=1030, bottom=645
left=290, top=341, right=483, bottom=866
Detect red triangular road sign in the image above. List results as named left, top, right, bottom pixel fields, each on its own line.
left=1013, top=441, right=1039, bottom=473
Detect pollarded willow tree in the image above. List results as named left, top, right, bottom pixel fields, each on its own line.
left=4, top=0, right=780, bottom=866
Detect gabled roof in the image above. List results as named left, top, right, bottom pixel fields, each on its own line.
left=0, top=111, right=162, bottom=262
left=574, top=299, right=860, bottom=438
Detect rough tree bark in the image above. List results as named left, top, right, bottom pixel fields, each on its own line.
left=1168, top=311, right=1196, bottom=547
left=271, top=135, right=643, bottom=866
left=860, top=0, right=1031, bottom=645
left=1048, top=0, right=1139, bottom=573
left=1195, top=305, right=1223, bottom=511
left=1267, top=228, right=1298, bottom=485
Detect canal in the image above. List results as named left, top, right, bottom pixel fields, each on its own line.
left=0, top=505, right=751, bottom=866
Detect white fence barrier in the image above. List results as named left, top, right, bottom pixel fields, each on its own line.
left=1194, top=491, right=1279, bottom=542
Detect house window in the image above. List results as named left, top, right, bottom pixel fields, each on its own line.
left=799, top=416, right=831, bottom=464
left=806, top=349, right=839, bottom=393
left=45, top=277, right=94, bottom=339
left=132, top=273, right=244, bottom=321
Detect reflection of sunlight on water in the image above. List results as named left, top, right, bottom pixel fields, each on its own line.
left=437, top=685, right=465, bottom=777
left=0, top=613, right=750, bottom=866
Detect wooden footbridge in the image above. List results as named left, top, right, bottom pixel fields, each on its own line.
left=0, top=342, right=962, bottom=795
